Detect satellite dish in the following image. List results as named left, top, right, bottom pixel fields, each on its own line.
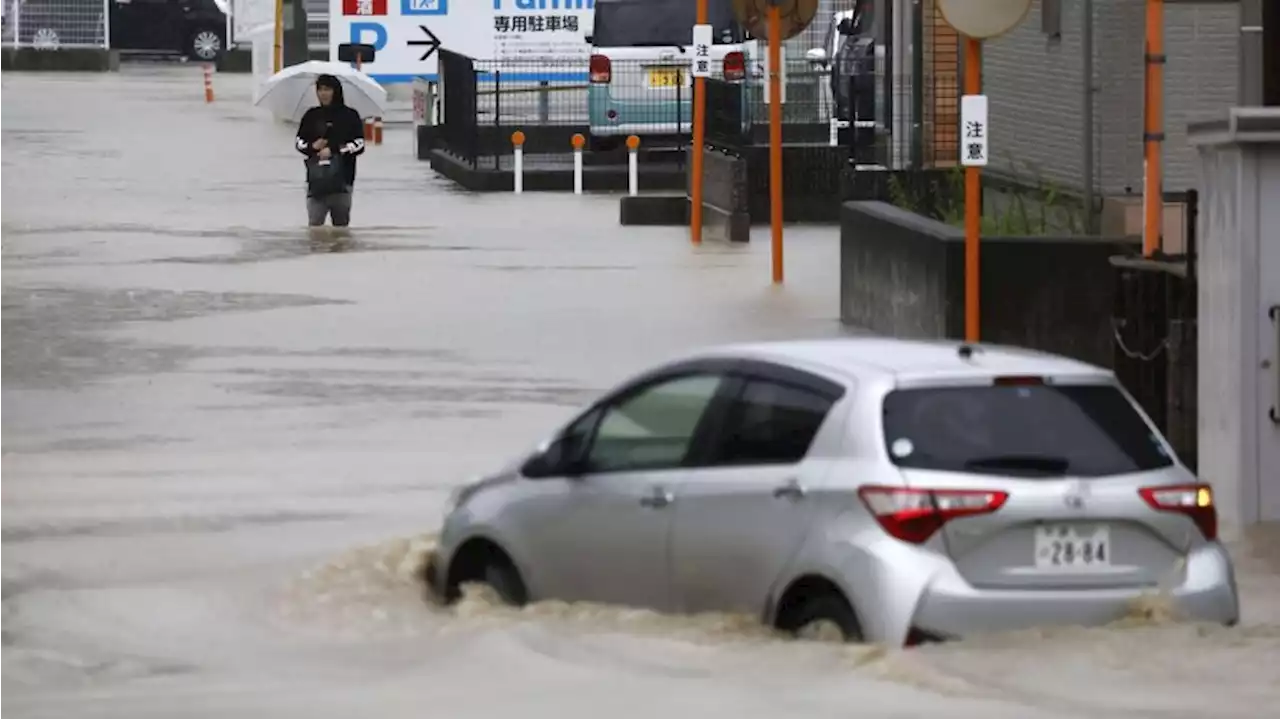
left=732, top=0, right=819, bottom=42
left=937, top=0, right=1032, bottom=39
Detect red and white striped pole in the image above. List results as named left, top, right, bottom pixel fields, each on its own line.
left=203, top=64, right=214, bottom=103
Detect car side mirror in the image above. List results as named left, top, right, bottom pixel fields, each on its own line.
left=520, top=448, right=557, bottom=478
left=521, top=435, right=588, bottom=479
left=805, top=48, right=828, bottom=64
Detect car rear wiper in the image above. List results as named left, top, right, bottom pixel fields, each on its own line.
left=962, top=454, right=1071, bottom=475
left=630, top=43, right=688, bottom=51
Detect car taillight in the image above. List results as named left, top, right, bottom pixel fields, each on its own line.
left=858, top=486, right=1009, bottom=545
left=722, top=51, right=745, bottom=81
left=589, top=54, right=611, bottom=84
left=1139, top=484, right=1217, bottom=540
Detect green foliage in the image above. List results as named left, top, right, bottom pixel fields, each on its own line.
left=886, top=158, right=1086, bottom=236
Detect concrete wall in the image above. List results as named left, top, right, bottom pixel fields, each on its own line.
left=841, top=201, right=1133, bottom=367
left=1188, top=109, right=1280, bottom=536
left=984, top=0, right=1239, bottom=196
left=1, top=48, right=119, bottom=72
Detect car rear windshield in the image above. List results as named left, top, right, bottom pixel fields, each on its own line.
left=881, top=383, right=1174, bottom=477
left=592, top=0, right=741, bottom=47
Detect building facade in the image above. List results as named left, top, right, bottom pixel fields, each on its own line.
left=983, top=0, right=1248, bottom=203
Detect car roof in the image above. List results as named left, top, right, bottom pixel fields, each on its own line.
left=685, top=337, right=1113, bottom=385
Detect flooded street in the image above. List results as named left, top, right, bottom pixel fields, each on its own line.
left=3, top=67, right=1278, bottom=718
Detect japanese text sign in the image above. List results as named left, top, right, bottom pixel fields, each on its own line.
left=960, top=94, right=989, bottom=167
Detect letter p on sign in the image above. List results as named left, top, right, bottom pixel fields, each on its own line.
left=350, top=22, right=388, bottom=52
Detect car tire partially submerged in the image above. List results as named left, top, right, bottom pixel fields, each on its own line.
left=778, top=591, right=864, bottom=643
left=481, top=561, right=529, bottom=607
left=441, top=538, right=529, bottom=607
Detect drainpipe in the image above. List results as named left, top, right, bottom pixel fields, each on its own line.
left=1082, top=0, right=1095, bottom=233
left=1239, top=0, right=1264, bottom=106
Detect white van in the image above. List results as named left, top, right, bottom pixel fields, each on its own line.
left=586, top=0, right=748, bottom=152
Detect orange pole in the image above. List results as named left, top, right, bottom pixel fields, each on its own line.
left=1142, top=0, right=1165, bottom=257
left=204, top=64, right=214, bottom=103
left=963, top=37, right=981, bottom=342
left=768, top=6, right=784, bottom=285
left=690, top=0, right=708, bottom=245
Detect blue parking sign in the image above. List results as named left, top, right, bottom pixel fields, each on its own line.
left=401, top=0, right=447, bottom=15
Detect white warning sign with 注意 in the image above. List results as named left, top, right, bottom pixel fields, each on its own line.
left=330, top=0, right=597, bottom=84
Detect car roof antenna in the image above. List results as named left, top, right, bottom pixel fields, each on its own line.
left=957, top=344, right=981, bottom=360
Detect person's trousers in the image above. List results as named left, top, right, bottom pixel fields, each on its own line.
left=307, top=187, right=353, bottom=227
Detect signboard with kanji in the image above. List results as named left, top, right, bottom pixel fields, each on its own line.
left=343, top=0, right=388, bottom=16
left=960, top=94, right=989, bottom=167
left=330, top=0, right=596, bottom=84
left=691, top=23, right=712, bottom=78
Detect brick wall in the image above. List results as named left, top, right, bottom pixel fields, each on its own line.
left=981, top=0, right=1239, bottom=197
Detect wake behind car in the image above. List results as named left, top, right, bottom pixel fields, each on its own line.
left=426, top=338, right=1239, bottom=645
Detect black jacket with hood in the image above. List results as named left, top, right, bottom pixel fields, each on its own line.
left=294, top=75, right=366, bottom=187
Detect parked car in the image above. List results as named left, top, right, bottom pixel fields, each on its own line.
left=426, top=338, right=1239, bottom=645
left=805, top=5, right=876, bottom=155
left=586, top=0, right=747, bottom=152
left=9, top=0, right=224, bottom=59
left=10, top=0, right=106, bottom=49
left=110, top=0, right=228, bottom=62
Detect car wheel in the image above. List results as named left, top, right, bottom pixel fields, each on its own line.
left=32, top=27, right=60, bottom=50
left=189, top=28, right=223, bottom=62
left=481, top=559, right=528, bottom=607
left=782, top=593, right=863, bottom=643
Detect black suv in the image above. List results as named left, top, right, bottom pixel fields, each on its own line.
left=10, top=0, right=227, bottom=61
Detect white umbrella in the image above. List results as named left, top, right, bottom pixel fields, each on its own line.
left=254, top=61, right=387, bottom=122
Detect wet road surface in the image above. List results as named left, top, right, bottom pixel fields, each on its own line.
left=3, top=66, right=1279, bottom=719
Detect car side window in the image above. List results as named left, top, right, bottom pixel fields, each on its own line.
left=711, top=378, right=836, bottom=466
left=584, top=374, right=725, bottom=474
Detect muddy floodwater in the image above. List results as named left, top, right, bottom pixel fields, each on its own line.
left=3, top=67, right=1278, bottom=719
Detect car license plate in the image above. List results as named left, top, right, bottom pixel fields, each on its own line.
left=646, top=67, right=684, bottom=88
left=1034, top=524, right=1111, bottom=570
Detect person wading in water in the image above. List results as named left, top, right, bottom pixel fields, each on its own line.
left=295, top=74, right=365, bottom=228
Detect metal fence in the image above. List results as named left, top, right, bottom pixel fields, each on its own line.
left=1111, top=190, right=1200, bottom=471
left=3, top=0, right=109, bottom=49
left=436, top=49, right=481, bottom=166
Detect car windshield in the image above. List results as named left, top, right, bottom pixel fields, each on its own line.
left=881, top=383, right=1174, bottom=477
left=592, top=0, right=740, bottom=46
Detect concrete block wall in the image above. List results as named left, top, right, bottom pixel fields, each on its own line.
left=982, top=0, right=1239, bottom=197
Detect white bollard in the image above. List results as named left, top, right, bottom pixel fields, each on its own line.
left=626, top=135, right=640, bottom=197
left=572, top=133, right=585, bottom=195
left=829, top=117, right=850, bottom=147
left=512, top=131, right=525, bottom=194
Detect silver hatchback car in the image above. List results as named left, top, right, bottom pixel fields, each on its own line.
left=425, top=339, right=1239, bottom=644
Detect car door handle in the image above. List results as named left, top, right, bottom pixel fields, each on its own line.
left=639, top=488, right=674, bottom=508
left=772, top=479, right=807, bottom=500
